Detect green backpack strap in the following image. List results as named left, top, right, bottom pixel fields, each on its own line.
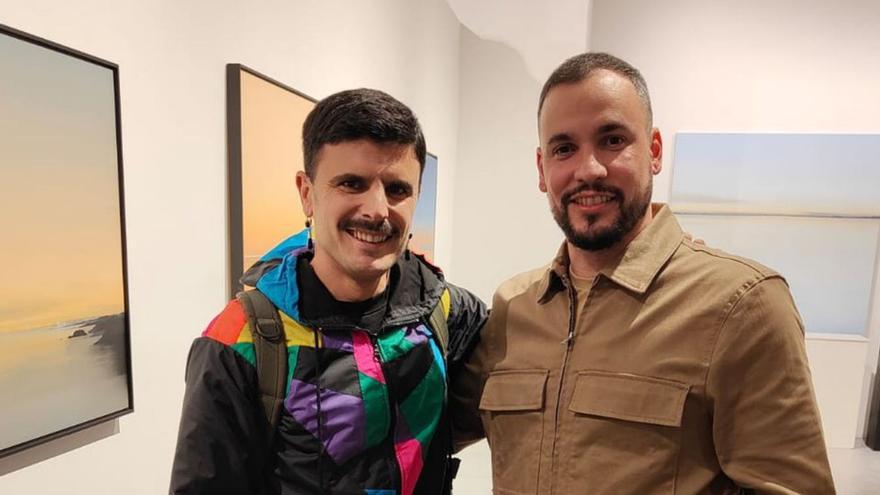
left=428, top=289, right=461, bottom=495
left=428, top=293, right=449, bottom=358
left=236, top=290, right=287, bottom=432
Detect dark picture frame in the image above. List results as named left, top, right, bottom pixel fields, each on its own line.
left=0, top=23, right=133, bottom=458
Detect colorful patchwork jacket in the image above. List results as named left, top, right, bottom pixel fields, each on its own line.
left=170, top=230, right=487, bottom=495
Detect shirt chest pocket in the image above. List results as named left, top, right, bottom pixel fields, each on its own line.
left=479, top=369, right=548, bottom=495
left=562, top=371, right=690, bottom=494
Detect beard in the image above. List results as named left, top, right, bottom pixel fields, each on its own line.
left=551, top=181, right=652, bottom=251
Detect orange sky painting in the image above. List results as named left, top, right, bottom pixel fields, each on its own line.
left=240, top=70, right=315, bottom=272
left=0, top=33, right=125, bottom=334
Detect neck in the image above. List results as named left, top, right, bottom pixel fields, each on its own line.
left=567, top=204, right=655, bottom=279
left=309, top=253, right=389, bottom=302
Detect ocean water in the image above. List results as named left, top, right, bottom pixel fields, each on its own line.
left=0, top=318, right=129, bottom=452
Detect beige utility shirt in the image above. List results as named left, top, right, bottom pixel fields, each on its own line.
left=451, top=204, right=834, bottom=494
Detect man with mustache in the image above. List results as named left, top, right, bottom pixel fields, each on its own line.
left=451, top=53, right=835, bottom=494
left=171, top=88, right=486, bottom=494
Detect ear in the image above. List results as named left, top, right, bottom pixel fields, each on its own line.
left=296, top=171, right=314, bottom=217
left=649, top=128, right=663, bottom=175
left=536, top=146, right=548, bottom=193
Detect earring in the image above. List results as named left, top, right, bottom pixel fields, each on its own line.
left=305, top=218, right=314, bottom=250
left=404, top=232, right=413, bottom=260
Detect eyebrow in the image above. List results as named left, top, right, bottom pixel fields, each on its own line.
left=329, top=173, right=364, bottom=184
left=388, top=178, right=415, bottom=192
left=597, top=122, right=628, bottom=134
left=545, top=122, right=632, bottom=146
left=330, top=173, right=415, bottom=189
left=546, top=132, right=574, bottom=147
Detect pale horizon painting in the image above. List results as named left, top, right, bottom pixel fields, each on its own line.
left=670, top=132, right=880, bottom=336
left=677, top=214, right=879, bottom=336
left=671, top=133, right=880, bottom=216
left=0, top=26, right=131, bottom=456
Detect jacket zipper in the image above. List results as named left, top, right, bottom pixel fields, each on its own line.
left=549, top=275, right=578, bottom=495
left=371, top=334, right=401, bottom=491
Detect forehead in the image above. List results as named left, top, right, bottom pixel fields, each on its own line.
left=538, top=70, right=647, bottom=142
left=314, top=139, right=421, bottom=180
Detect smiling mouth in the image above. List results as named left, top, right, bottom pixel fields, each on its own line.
left=346, top=228, right=393, bottom=244
left=570, top=193, right=616, bottom=207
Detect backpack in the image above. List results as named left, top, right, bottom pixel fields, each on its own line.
left=235, top=289, right=450, bottom=430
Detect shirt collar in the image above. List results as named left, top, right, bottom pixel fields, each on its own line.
left=537, top=203, right=683, bottom=302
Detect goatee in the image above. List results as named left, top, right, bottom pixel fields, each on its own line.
left=551, top=181, right=652, bottom=251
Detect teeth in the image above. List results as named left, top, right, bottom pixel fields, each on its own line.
left=573, top=194, right=613, bottom=206
left=350, top=229, right=390, bottom=244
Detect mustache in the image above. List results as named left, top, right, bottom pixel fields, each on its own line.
left=561, top=183, right=622, bottom=205
left=340, top=218, right=398, bottom=237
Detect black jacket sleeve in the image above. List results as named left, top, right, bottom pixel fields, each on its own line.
left=444, top=283, right=488, bottom=377
left=169, top=337, right=273, bottom=495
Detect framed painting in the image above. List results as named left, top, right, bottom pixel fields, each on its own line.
left=0, top=23, right=132, bottom=457
left=670, top=132, right=880, bottom=336
left=227, top=64, right=316, bottom=297
left=411, top=153, right=438, bottom=261
left=227, top=65, right=439, bottom=295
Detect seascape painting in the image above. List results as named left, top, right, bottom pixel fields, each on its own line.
left=671, top=133, right=880, bottom=216
left=0, top=24, right=131, bottom=456
left=670, top=133, right=880, bottom=336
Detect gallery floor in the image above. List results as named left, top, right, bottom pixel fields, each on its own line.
left=455, top=441, right=880, bottom=493
left=828, top=442, right=880, bottom=494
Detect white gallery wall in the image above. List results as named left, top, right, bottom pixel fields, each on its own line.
left=447, top=0, right=590, bottom=301
left=0, top=1, right=461, bottom=493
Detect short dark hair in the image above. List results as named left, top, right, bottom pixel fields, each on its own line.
left=538, top=52, right=653, bottom=132
left=302, top=88, right=427, bottom=179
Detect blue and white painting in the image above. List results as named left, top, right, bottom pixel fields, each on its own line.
left=671, top=133, right=880, bottom=336
left=676, top=214, right=879, bottom=335
left=411, top=153, right=438, bottom=260
left=671, top=133, right=880, bottom=216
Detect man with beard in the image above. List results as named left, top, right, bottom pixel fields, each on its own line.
left=171, top=88, right=486, bottom=494
left=450, top=53, right=835, bottom=494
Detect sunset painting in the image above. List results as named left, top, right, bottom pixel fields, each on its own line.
left=227, top=65, right=315, bottom=296
left=0, top=25, right=131, bottom=456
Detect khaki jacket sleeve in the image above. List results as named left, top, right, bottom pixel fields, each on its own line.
left=448, top=317, right=491, bottom=452
left=449, top=291, right=510, bottom=452
left=707, top=276, right=835, bottom=494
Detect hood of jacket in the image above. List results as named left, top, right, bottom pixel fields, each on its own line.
left=240, top=228, right=447, bottom=333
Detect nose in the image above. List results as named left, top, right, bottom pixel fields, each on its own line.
left=360, top=182, right=390, bottom=220
left=573, top=150, right=608, bottom=183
